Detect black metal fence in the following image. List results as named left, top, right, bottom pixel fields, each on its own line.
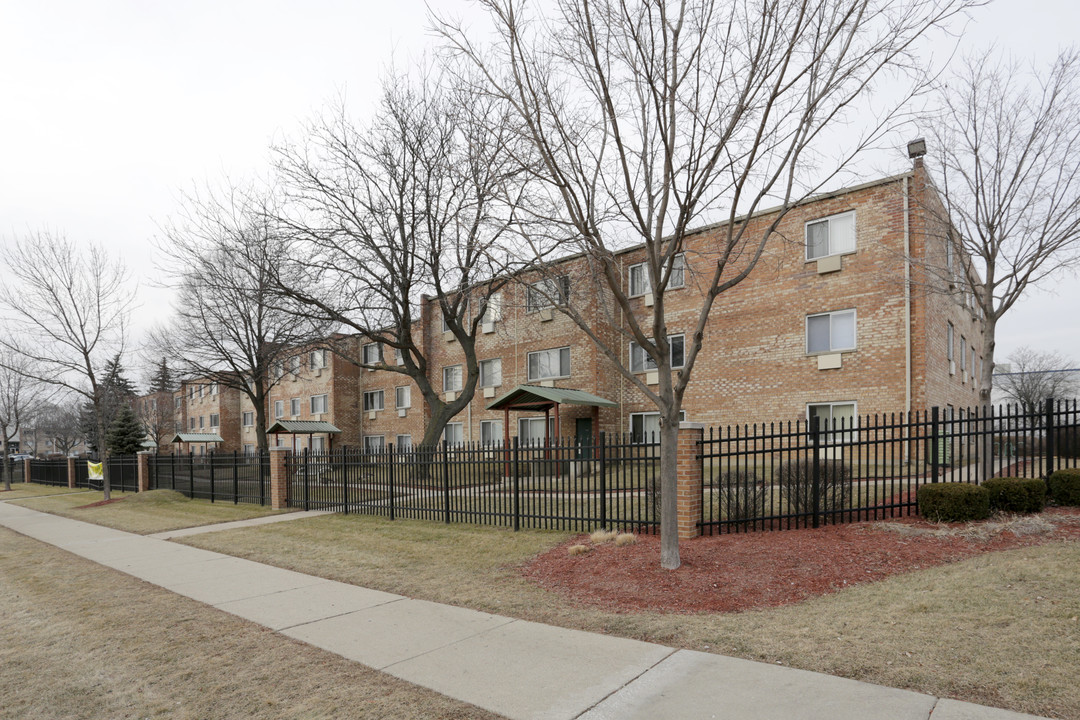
left=4, top=458, right=26, bottom=484
left=699, top=400, right=1080, bottom=535
left=149, top=452, right=270, bottom=505
left=285, top=434, right=661, bottom=532
left=29, top=459, right=69, bottom=486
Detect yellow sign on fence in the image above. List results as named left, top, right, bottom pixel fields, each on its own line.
left=87, top=462, right=103, bottom=480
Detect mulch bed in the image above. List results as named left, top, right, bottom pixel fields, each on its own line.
left=74, top=498, right=127, bottom=509
left=522, top=507, right=1080, bottom=614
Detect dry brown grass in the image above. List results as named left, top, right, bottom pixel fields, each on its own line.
left=588, top=529, right=618, bottom=544
left=180, top=513, right=1080, bottom=719
left=567, top=544, right=592, bottom=556
left=11, top=489, right=288, bottom=534
left=0, top=483, right=86, bottom=500
left=614, top=533, right=637, bottom=546
left=0, top=526, right=501, bottom=720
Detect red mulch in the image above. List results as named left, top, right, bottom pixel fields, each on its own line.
left=522, top=507, right=1080, bottom=614
left=74, top=497, right=127, bottom=509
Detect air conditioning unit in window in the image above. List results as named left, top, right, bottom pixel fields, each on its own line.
left=482, top=321, right=496, bottom=334
left=368, top=410, right=377, bottom=420
left=397, top=408, right=407, bottom=418
left=483, top=387, right=496, bottom=398
left=816, top=255, right=842, bottom=274
left=445, top=391, right=457, bottom=402
left=539, top=308, right=554, bottom=321
left=646, top=371, right=659, bottom=386
left=643, top=292, right=654, bottom=307
left=949, top=361, right=956, bottom=375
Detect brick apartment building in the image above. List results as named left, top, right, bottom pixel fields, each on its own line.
left=164, top=157, right=984, bottom=453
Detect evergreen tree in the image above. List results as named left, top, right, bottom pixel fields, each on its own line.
left=81, top=354, right=138, bottom=453
left=148, top=358, right=174, bottom=393
left=106, top=405, right=145, bottom=456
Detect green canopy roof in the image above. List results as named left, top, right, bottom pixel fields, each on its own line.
left=266, top=420, right=342, bottom=434
left=486, top=384, right=618, bottom=412
left=169, top=433, right=224, bottom=443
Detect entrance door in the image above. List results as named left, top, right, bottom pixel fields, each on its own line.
left=575, top=418, right=593, bottom=460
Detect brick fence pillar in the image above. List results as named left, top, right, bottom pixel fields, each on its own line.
left=23, top=457, right=31, bottom=484
left=137, top=451, right=153, bottom=492
left=676, top=422, right=705, bottom=540
left=67, top=456, right=76, bottom=489
left=269, top=447, right=291, bottom=510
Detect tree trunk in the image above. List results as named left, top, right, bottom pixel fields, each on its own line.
left=95, top=406, right=110, bottom=501
left=978, top=314, right=997, bottom=482
left=2, top=436, right=10, bottom=492
left=254, top=392, right=269, bottom=452
left=658, top=409, right=681, bottom=570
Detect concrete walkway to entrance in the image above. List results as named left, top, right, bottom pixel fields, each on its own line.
left=0, top=501, right=1051, bottom=720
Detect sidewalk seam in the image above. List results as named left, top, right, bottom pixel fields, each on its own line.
left=378, top=616, right=520, bottom=671
left=571, top=647, right=679, bottom=719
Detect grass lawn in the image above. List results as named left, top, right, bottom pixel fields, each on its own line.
left=0, top=526, right=500, bottom=720
left=0, top=482, right=88, bottom=500
left=11, top=489, right=291, bottom=534
left=180, top=513, right=1080, bottom=719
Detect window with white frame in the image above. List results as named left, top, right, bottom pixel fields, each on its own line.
left=363, top=390, right=385, bottom=412
left=526, top=275, right=570, bottom=312
left=518, top=417, right=554, bottom=445
left=394, top=347, right=404, bottom=365
left=175, top=396, right=181, bottom=409
left=527, top=347, right=571, bottom=381
left=480, top=420, right=503, bottom=446
left=242, top=411, right=254, bottom=427
left=289, top=356, right=300, bottom=376
left=311, top=436, right=326, bottom=452
left=310, top=394, right=328, bottom=414
left=443, top=422, right=464, bottom=446
left=806, top=211, right=856, bottom=260
left=362, top=342, right=382, bottom=365
left=481, top=292, right=503, bottom=323
left=807, top=402, right=858, bottom=443
left=310, top=349, right=328, bottom=369
left=629, top=335, right=685, bottom=373
left=960, top=334, right=967, bottom=378
left=273, top=360, right=284, bottom=380
left=274, top=400, right=284, bottom=419
left=290, top=397, right=301, bottom=416
left=197, top=384, right=204, bottom=398
left=947, top=322, right=955, bottom=370
left=209, top=413, right=219, bottom=428
left=628, top=254, right=685, bottom=297
left=629, top=411, right=686, bottom=443
left=188, top=385, right=195, bottom=399
left=210, top=382, right=218, bottom=396
left=395, top=385, right=411, bottom=409
left=363, top=435, right=385, bottom=452
left=243, top=443, right=255, bottom=455
left=199, top=416, right=205, bottom=429
left=189, top=417, right=195, bottom=430
left=479, top=358, right=502, bottom=388
left=396, top=434, right=412, bottom=450
left=443, top=365, right=463, bottom=392
left=806, top=310, right=856, bottom=354
left=970, top=346, right=976, bottom=382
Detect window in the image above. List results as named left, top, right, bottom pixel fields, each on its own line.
left=311, top=394, right=328, bottom=414
left=274, top=400, right=284, bottom=419
left=188, top=385, right=195, bottom=399
left=362, top=342, right=382, bottom=365
left=189, top=417, right=195, bottom=430
left=526, top=275, right=570, bottom=312
left=806, top=310, right=856, bottom=354
left=480, top=420, right=504, bottom=446
left=628, top=255, right=684, bottom=296
left=806, top=211, right=856, bottom=260
left=311, top=436, right=326, bottom=452
left=210, top=382, right=218, bottom=396
left=629, top=411, right=686, bottom=443
left=175, top=396, right=181, bottom=409
left=243, top=444, right=255, bottom=455
left=197, top=384, right=204, bottom=398
left=947, top=322, right=955, bottom=367
left=199, top=416, right=205, bottom=429
left=443, top=365, right=463, bottom=392
left=946, top=237, right=954, bottom=272
left=363, top=390, right=385, bottom=412
left=310, top=349, right=328, bottom=369
left=289, top=356, right=300, bottom=376
left=394, top=347, right=404, bottom=366
left=629, top=336, right=685, bottom=373
left=290, top=397, right=301, bottom=416
left=481, top=293, right=503, bottom=323
left=479, top=358, right=502, bottom=388
left=960, top=334, right=967, bottom=378
left=209, top=414, right=219, bottom=428
left=441, top=311, right=453, bottom=333
left=670, top=253, right=686, bottom=288
left=527, top=347, right=571, bottom=381
left=242, top=411, right=254, bottom=427
left=395, top=386, right=411, bottom=409
left=364, top=435, right=385, bottom=452
left=518, top=417, right=554, bottom=445
left=807, top=402, right=857, bottom=443
left=971, top=347, right=977, bottom=382
left=443, top=422, right=464, bottom=446
left=396, top=434, right=412, bottom=450
left=273, top=360, right=284, bottom=380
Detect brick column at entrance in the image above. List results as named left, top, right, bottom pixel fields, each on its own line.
left=67, top=457, right=76, bottom=489
left=269, top=447, right=291, bottom=510
left=137, top=451, right=153, bottom=492
left=676, top=422, right=705, bottom=540
left=23, top=457, right=31, bottom=484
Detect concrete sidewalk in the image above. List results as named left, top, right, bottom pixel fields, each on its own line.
left=0, top=501, right=1051, bottom=720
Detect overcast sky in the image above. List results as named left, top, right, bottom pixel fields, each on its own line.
left=2, top=0, right=1079, bottom=384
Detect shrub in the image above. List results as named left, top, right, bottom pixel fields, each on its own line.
left=567, top=544, right=592, bottom=556
left=917, top=482, right=990, bottom=522
left=614, top=533, right=637, bottom=546
left=776, top=460, right=851, bottom=514
left=982, top=477, right=1046, bottom=514
left=1048, top=468, right=1080, bottom=506
left=589, top=529, right=618, bottom=544
left=1055, top=425, right=1080, bottom=459
left=715, top=470, right=765, bottom=522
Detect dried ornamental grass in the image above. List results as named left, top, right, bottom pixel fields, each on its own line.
left=589, top=529, right=619, bottom=544
left=567, top=544, right=592, bottom=556
left=614, top=533, right=637, bottom=546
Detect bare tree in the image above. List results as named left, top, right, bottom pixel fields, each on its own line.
left=438, top=0, right=975, bottom=569
left=135, top=392, right=176, bottom=451
left=0, top=234, right=133, bottom=499
left=922, top=48, right=1080, bottom=407
left=0, top=351, right=42, bottom=490
left=153, top=185, right=327, bottom=451
left=34, top=398, right=85, bottom=457
left=273, top=70, right=530, bottom=448
left=996, top=347, right=1079, bottom=416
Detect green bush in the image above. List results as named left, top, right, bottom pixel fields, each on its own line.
left=1048, top=468, right=1080, bottom=506
left=776, top=459, right=851, bottom=514
left=716, top=470, right=765, bottom=522
left=917, top=482, right=990, bottom=522
left=1055, top=425, right=1080, bottom=459
left=982, top=477, right=1046, bottom=514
